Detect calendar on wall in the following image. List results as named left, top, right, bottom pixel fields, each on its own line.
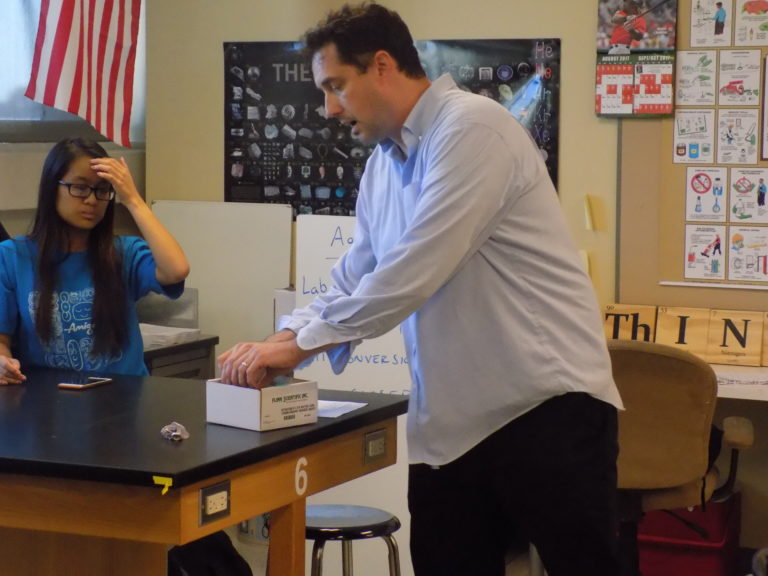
left=595, top=0, right=678, bottom=116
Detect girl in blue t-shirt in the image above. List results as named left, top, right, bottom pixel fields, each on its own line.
left=0, top=138, right=190, bottom=382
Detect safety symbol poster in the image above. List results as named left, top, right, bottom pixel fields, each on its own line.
left=717, top=49, right=761, bottom=106
left=676, top=50, right=717, bottom=105
left=734, top=0, right=768, bottom=46
left=729, top=167, right=768, bottom=223
left=686, top=166, right=728, bottom=221
left=727, top=225, right=768, bottom=280
left=683, top=167, right=768, bottom=281
left=673, top=109, right=716, bottom=163
left=717, top=108, right=759, bottom=164
left=685, top=224, right=727, bottom=280
left=690, top=0, right=734, bottom=47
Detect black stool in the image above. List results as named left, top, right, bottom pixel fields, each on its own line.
left=305, top=504, right=401, bottom=576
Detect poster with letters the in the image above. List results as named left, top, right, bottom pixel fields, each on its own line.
left=223, top=40, right=561, bottom=217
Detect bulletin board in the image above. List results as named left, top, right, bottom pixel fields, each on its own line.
left=619, top=0, right=768, bottom=311
left=293, top=214, right=410, bottom=395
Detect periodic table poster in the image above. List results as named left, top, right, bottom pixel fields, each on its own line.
left=595, top=0, right=679, bottom=116
left=223, top=39, right=561, bottom=217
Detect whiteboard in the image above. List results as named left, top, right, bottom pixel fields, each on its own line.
left=294, top=214, right=411, bottom=394
left=294, top=214, right=413, bottom=576
left=152, top=201, right=291, bottom=363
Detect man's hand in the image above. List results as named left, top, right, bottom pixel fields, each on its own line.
left=218, top=339, right=307, bottom=389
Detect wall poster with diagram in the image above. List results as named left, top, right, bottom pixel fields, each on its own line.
left=223, top=39, right=560, bottom=217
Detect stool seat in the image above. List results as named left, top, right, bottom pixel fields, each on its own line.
left=305, top=504, right=402, bottom=576
left=306, top=504, right=401, bottom=540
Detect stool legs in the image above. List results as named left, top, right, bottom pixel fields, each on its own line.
left=311, top=540, right=326, bottom=576
left=310, top=535, right=401, bottom=576
left=383, top=534, right=401, bottom=576
left=342, top=540, right=353, bottom=576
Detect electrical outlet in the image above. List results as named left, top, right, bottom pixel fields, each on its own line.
left=364, top=428, right=387, bottom=464
left=238, top=514, right=270, bottom=545
left=206, top=491, right=228, bottom=515
left=199, top=480, right=231, bottom=525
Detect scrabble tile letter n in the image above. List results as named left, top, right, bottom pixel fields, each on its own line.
left=705, top=309, right=764, bottom=367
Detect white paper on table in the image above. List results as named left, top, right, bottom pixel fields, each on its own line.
left=712, top=364, right=768, bottom=386
left=318, top=400, right=367, bottom=418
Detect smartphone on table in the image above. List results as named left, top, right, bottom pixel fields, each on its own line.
left=58, top=376, right=113, bottom=390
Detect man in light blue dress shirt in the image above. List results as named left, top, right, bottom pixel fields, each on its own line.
left=220, top=3, right=623, bottom=575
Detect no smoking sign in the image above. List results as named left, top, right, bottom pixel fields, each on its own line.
left=690, top=172, right=712, bottom=194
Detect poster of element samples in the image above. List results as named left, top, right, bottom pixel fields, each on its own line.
left=595, top=0, right=678, bottom=116
left=224, top=40, right=561, bottom=217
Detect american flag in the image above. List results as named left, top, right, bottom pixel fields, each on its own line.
left=25, top=0, right=142, bottom=148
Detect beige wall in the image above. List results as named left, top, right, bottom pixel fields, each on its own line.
left=0, top=142, right=145, bottom=237
left=145, top=0, right=620, bottom=305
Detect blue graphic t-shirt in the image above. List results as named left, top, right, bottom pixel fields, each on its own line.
left=0, top=236, right=184, bottom=375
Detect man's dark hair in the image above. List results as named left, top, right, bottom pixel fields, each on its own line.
left=301, top=2, right=426, bottom=79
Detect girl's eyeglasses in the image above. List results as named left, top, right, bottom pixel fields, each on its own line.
left=58, top=181, right=115, bottom=202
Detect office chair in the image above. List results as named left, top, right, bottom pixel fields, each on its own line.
left=609, top=339, right=753, bottom=576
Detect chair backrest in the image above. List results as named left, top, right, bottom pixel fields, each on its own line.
left=608, top=339, right=717, bottom=490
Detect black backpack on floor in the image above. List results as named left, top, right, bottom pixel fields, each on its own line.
left=168, top=530, right=253, bottom=576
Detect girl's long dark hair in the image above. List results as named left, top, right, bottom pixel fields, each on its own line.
left=30, top=138, right=127, bottom=358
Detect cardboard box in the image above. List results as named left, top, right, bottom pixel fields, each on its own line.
left=206, top=377, right=318, bottom=431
